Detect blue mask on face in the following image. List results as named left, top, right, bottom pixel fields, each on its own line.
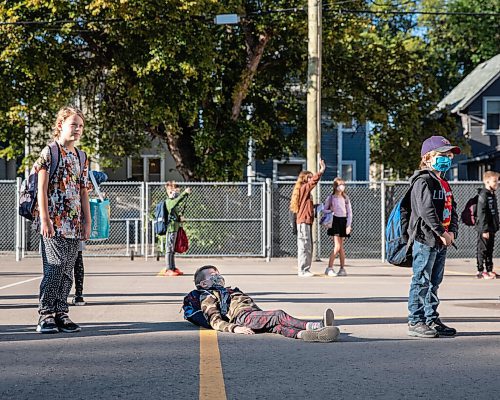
left=431, top=156, right=452, bottom=172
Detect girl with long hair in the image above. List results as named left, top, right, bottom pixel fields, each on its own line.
left=289, top=160, right=326, bottom=277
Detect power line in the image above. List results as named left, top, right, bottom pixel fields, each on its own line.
left=0, top=8, right=498, bottom=27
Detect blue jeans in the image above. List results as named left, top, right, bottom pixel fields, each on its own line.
left=408, top=240, right=447, bottom=325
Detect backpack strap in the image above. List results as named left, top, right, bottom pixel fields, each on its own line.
left=48, top=142, right=60, bottom=182
left=75, top=147, right=87, bottom=178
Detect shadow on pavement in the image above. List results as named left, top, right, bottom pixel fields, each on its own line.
left=0, top=321, right=198, bottom=342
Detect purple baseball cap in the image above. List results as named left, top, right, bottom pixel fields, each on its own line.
left=421, top=136, right=461, bottom=157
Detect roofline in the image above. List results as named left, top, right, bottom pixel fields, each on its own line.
left=451, top=69, right=500, bottom=113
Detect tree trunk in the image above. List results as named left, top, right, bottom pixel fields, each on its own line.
left=231, top=26, right=271, bottom=121
left=149, top=122, right=198, bottom=181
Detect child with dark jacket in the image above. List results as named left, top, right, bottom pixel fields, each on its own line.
left=194, top=265, right=339, bottom=342
left=407, top=136, right=460, bottom=339
left=475, top=171, right=499, bottom=279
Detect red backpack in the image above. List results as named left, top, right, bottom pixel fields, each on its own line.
left=175, top=227, right=189, bottom=253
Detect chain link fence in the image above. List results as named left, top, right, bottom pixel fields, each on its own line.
left=1, top=179, right=498, bottom=260
left=146, top=182, right=266, bottom=257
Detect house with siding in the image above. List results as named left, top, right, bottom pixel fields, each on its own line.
left=436, top=53, right=500, bottom=180
left=251, top=117, right=371, bottom=182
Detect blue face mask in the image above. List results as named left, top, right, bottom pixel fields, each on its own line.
left=431, top=155, right=452, bottom=172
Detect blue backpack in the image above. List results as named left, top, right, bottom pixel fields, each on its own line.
left=385, top=185, right=414, bottom=267
left=154, top=200, right=169, bottom=235
left=182, top=287, right=233, bottom=329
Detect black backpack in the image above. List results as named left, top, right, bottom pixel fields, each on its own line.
left=19, top=142, right=86, bottom=221
left=154, top=200, right=169, bottom=235
left=461, top=194, right=478, bottom=226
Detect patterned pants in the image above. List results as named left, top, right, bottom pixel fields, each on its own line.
left=39, top=236, right=79, bottom=315
left=235, top=310, right=308, bottom=338
left=73, top=251, right=84, bottom=297
left=165, top=231, right=178, bottom=270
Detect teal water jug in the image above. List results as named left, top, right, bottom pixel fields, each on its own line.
left=89, top=198, right=110, bottom=241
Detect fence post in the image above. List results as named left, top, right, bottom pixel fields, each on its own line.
left=140, top=182, right=145, bottom=257
left=381, top=180, right=386, bottom=263
left=125, top=220, right=130, bottom=256
left=15, top=178, right=21, bottom=262
left=265, top=178, right=272, bottom=262
left=145, top=183, right=149, bottom=260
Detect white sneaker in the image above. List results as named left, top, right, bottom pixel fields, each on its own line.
left=298, top=271, right=314, bottom=277
left=323, top=308, right=335, bottom=327
left=325, top=267, right=337, bottom=277
left=337, top=268, right=347, bottom=277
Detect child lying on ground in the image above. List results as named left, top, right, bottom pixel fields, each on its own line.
left=194, top=265, right=339, bottom=342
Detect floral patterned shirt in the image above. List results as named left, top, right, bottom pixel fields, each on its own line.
left=33, top=143, right=89, bottom=239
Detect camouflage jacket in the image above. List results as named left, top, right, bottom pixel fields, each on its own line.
left=200, top=287, right=261, bottom=332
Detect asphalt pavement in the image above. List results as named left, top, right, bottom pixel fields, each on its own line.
left=0, top=255, right=499, bottom=400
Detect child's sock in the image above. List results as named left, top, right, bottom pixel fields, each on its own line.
left=306, top=321, right=324, bottom=331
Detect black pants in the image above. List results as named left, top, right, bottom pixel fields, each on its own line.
left=73, top=251, right=84, bottom=297
left=477, top=232, right=495, bottom=272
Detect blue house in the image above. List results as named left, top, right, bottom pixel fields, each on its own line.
left=251, top=118, right=371, bottom=181
left=437, top=54, right=500, bottom=180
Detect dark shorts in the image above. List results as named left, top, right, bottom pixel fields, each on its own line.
left=327, top=216, right=350, bottom=238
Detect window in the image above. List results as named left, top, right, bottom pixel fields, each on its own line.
left=273, top=158, right=306, bottom=181
left=341, top=161, right=356, bottom=181
left=341, top=120, right=355, bottom=132
left=484, top=98, right=500, bottom=134
left=128, top=156, right=163, bottom=181
left=131, top=158, right=144, bottom=181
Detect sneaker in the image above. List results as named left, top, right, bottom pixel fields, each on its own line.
left=173, top=268, right=184, bottom=276
left=298, top=271, right=314, bottom=277
left=36, top=315, right=59, bottom=334
left=407, top=322, right=438, bottom=338
left=483, top=271, right=494, bottom=280
left=54, top=313, right=81, bottom=333
left=486, top=271, right=497, bottom=279
left=337, top=267, right=347, bottom=277
left=428, top=319, right=457, bottom=336
left=165, top=269, right=181, bottom=276
left=72, top=296, right=86, bottom=306
left=323, top=308, right=335, bottom=327
left=325, top=267, right=337, bottom=277
left=476, top=271, right=484, bottom=279
left=301, top=326, right=340, bottom=342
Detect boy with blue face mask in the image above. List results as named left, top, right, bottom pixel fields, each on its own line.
left=406, top=136, right=460, bottom=338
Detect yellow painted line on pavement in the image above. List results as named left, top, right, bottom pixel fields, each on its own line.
left=0, top=276, right=42, bottom=290
left=445, top=270, right=475, bottom=276
left=199, top=329, right=227, bottom=400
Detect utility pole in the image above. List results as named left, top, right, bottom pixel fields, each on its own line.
left=307, top=0, right=322, bottom=259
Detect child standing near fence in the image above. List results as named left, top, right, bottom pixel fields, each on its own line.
left=162, top=181, right=191, bottom=276
left=406, top=136, right=460, bottom=338
left=290, top=160, right=326, bottom=277
left=33, top=105, right=90, bottom=333
left=475, top=171, right=499, bottom=279
left=324, top=178, right=352, bottom=277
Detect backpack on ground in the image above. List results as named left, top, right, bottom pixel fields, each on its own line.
left=385, top=185, right=414, bottom=267
left=154, top=200, right=169, bottom=235
left=19, top=142, right=87, bottom=221
left=182, top=290, right=212, bottom=329
left=461, top=194, right=478, bottom=226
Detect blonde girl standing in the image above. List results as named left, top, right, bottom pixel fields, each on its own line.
left=290, top=160, right=326, bottom=277
left=324, top=177, right=352, bottom=277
